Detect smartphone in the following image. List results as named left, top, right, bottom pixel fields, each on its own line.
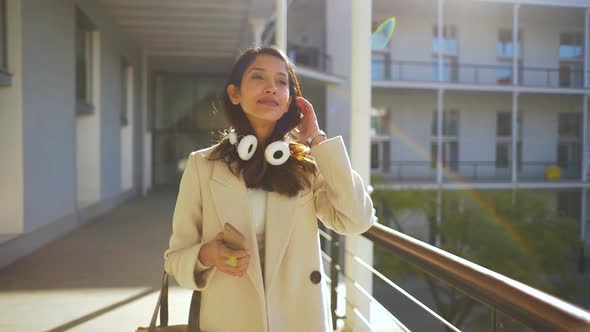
left=223, top=222, right=245, bottom=250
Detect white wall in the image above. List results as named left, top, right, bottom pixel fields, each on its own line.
left=0, top=0, right=23, bottom=235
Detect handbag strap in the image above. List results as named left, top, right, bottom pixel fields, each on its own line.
left=148, top=271, right=169, bottom=332
left=147, top=271, right=202, bottom=332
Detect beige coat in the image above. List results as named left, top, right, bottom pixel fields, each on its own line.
left=164, top=136, right=376, bottom=332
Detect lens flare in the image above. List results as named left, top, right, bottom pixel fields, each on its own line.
left=372, top=17, right=397, bottom=50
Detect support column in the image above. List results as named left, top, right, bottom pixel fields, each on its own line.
left=513, top=4, right=520, bottom=85
left=275, top=0, right=287, bottom=51
left=250, top=18, right=266, bottom=47
left=581, top=189, right=587, bottom=272
left=141, top=52, right=152, bottom=196
left=585, top=9, right=589, bottom=88
left=346, top=0, right=373, bottom=330
left=437, top=89, right=444, bottom=184
left=583, top=95, right=588, bottom=182
left=437, top=0, right=444, bottom=82
left=512, top=92, right=519, bottom=184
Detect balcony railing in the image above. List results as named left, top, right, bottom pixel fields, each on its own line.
left=321, top=223, right=590, bottom=331
left=372, top=57, right=587, bottom=89
left=371, top=161, right=583, bottom=183
left=287, top=43, right=332, bottom=74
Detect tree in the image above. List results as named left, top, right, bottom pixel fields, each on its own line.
left=371, top=188, right=584, bottom=331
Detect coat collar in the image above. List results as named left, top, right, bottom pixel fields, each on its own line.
left=208, top=157, right=304, bottom=303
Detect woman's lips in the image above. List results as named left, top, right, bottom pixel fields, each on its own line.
left=258, top=101, right=278, bottom=106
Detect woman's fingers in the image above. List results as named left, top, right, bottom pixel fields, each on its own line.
left=221, top=246, right=249, bottom=259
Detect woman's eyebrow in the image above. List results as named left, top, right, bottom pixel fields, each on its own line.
left=248, top=68, right=288, bottom=77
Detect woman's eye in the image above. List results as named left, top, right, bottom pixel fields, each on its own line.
left=253, top=75, right=263, bottom=79
left=279, top=80, right=288, bottom=85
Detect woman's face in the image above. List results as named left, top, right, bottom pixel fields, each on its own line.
left=227, top=55, right=293, bottom=125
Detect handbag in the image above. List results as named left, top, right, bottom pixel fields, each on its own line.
left=136, top=271, right=202, bottom=332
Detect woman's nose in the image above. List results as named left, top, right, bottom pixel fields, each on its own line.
left=264, top=83, right=277, bottom=94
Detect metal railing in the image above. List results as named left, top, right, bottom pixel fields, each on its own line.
left=321, top=223, right=590, bottom=331
left=371, top=56, right=588, bottom=89
left=371, top=160, right=583, bottom=183
left=287, top=43, right=332, bottom=74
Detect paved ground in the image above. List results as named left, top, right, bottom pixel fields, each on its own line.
left=0, top=189, right=197, bottom=332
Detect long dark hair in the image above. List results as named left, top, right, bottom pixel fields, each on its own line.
left=207, top=45, right=317, bottom=197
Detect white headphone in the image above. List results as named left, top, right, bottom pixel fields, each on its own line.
left=228, top=129, right=291, bottom=166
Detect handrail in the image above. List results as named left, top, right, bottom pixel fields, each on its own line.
left=362, top=223, right=590, bottom=331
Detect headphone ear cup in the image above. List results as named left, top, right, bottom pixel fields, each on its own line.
left=265, top=140, right=290, bottom=166
left=237, top=135, right=258, bottom=161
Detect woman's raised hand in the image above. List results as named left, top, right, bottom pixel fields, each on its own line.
left=198, top=232, right=251, bottom=277
left=291, top=96, right=320, bottom=143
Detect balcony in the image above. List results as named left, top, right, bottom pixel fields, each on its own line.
left=371, top=160, right=584, bottom=184
left=287, top=43, right=332, bottom=74
left=372, top=56, right=588, bottom=90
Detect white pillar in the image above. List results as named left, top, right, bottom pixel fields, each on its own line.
left=347, top=0, right=373, bottom=330
left=585, top=9, right=589, bottom=88
left=583, top=95, right=588, bottom=182
left=437, top=89, right=444, bottom=184
left=513, top=4, right=520, bottom=85
left=437, top=0, right=444, bottom=82
left=512, top=92, right=519, bottom=183
left=275, top=0, right=287, bottom=51
left=582, top=189, right=587, bottom=249
left=141, top=52, right=152, bottom=196
left=0, top=0, right=24, bottom=235
left=250, top=18, right=266, bottom=47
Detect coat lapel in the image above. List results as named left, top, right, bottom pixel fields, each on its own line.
left=209, top=160, right=265, bottom=307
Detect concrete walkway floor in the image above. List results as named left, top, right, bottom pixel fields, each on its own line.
left=0, top=189, right=195, bottom=332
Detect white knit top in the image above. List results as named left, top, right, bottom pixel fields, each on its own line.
left=247, top=188, right=268, bottom=270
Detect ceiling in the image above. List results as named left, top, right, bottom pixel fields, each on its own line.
left=99, top=0, right=277, bottom=69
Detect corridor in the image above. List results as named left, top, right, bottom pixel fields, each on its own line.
left=0, top=190, right=193, bottom=332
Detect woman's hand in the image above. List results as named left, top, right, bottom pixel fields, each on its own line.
left=198, top=232, right=251, bottom=277
left=291, top=96, right=321, bottom=144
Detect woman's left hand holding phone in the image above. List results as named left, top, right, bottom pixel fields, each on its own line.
left=198, top=232, right=251, bottom=277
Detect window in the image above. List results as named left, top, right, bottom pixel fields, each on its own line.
left=431, top=110, right=459, bottom=170
left=371, top=140, right=390, bottom=172
left=76, top=8, right=96, bottom=113
left=496, top=29, right=523, bottom=84
left=371, top=107, right=391, bottom=137
left=433, top=25, right=458, bottom=55
left=371, top=107, right=391, bottom=172
left=431, top=110, right=459, bottom=136
left=0, top=0, right=10, bottom=86
left=557, top=112, right=582, bottom=170
left=120, top=57, right=129, bottom=127
left=497, top=29, right=521, bottom=58
left=559, top=32, right=584, bottom=88
left=560, top=32, right=583, bottom=60
left=495, top=111, right=522, bottom=169
left=372, top=51, right=389, bottom=80
left=432, top=25, right=458, bottom=82
left=559, top=112, right=581, bottom=137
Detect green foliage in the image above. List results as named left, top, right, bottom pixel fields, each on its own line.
left=371, top=188, right=584, bottom=330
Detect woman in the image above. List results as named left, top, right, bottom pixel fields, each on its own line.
left=164, top=45, right=375, bottom=332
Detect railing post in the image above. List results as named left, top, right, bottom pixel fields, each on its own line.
left=330, top=231, right=341, bottom=330
left=492, top=309, right=498, bottom=332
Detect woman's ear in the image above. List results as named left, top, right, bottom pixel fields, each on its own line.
left=227, top=84, right=240, bottom=105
